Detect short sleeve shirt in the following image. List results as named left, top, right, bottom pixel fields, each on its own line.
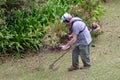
left=71, top=17, right=92, bottom=46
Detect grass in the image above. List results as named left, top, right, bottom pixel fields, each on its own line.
left=0, top=0, right=120, bottom=80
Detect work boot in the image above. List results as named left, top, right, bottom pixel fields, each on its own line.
left=80, top=65, right=91, bottom=69
left=68, top=66, right=79, bottom=71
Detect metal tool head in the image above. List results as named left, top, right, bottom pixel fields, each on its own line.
left=49, top=64, right=59, bottom=71
left=49, top=64, right=54, bottom=70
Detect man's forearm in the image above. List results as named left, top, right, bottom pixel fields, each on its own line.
left=66, top=37, right=76, bottom=47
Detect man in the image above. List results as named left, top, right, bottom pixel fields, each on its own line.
left=60, top=13, right=92, bottom=71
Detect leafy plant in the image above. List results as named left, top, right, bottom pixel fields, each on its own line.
left=0, top=0, right=105, bottom=56
left=39, top=0, right=70, bottom=25
left=0, top=1, right=45, bottom=56
left=69, top=0, right=104, bottom=27
left=43, top=20, right=68, bottom=48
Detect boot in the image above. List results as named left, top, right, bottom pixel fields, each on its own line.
left=68, top=66, right=79, bottom=71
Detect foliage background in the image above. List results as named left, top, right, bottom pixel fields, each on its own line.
left=0, top=0, right=104, bottom=57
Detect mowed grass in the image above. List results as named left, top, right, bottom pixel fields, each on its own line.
left=0, top=0, right=120, bottom=80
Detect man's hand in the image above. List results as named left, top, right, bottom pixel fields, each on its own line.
left=68, top=35, right=73, bottom=39
left=61, top=45, right=70, bottom=50
left=61, top=34, right=77, bottom=50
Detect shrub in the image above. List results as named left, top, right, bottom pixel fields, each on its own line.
left=69, top=0, right=104, bottom=27
left=0, top=1, right=45, bottom=56
left=0, top=0, right=105, bottom=55
left=43, top=20, right=69, bottom=48
left=38, top=0, right=70, bottom=25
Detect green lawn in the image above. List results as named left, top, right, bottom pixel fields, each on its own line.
left=0, top=0, right=120, bottom=80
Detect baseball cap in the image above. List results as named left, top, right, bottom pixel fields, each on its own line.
left=61, top=13, right=72, bottom=23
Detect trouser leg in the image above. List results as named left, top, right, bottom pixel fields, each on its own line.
left=80, top=45, right=91, bottom=66
left=72, top=46, right=80, bottom=67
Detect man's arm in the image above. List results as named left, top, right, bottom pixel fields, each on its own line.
left=66, top=34, right=77, bottom=47
left=61, top=34, right=77, bottom=50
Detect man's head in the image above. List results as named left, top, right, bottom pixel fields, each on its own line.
left=61, top=13, right=72, bottom=23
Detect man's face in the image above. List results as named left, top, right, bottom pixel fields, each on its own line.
left=62, top=22, right=70, bottom=27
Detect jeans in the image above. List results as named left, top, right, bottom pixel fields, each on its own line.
left=72, top=45, right=91, bottom=67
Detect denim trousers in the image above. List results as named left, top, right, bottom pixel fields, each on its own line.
left=72, top=45, right=91, bottom=67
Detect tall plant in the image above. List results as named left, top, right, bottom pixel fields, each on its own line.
left=39, top=0, right=70, bottom=25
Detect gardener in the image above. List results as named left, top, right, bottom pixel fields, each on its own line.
left=60, top=13, right=92, bottom=71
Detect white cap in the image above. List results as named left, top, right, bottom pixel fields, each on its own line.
left=61, top=13, right=72, bottom=23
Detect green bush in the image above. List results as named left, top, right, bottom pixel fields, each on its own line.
left=39, top=0, right=71, bottom=49
left=0, top=0, right=104, bottom=56
left=0, top=1, right=45, bottom=56
left=69, top=0, right=104, bottom=26
left=39, top=0, right=70, bottom=25
left=43, top=20, right=68, bottom=48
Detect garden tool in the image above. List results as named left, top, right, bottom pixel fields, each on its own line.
left=49, top=47, right=70, bottom=70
